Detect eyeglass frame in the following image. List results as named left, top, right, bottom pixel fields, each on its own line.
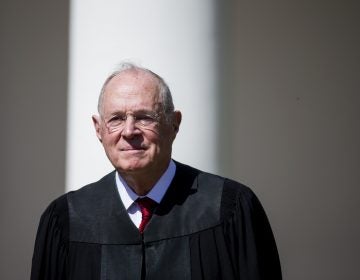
left=101, top=110, right=162, bottom=133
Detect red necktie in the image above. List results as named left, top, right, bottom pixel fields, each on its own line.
left=136, top=197, right=157, bottom=233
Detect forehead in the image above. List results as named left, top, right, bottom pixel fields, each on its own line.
left=102, top=70, right=161, bottom=113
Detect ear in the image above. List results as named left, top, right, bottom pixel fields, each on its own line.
left=92, top=115, right=103, bottom=143
left=172, top=110, right=182, bottom=133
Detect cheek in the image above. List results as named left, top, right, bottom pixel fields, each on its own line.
left=141, top=126, right=160, bottom=137
left=101, top=134, right=121, bottom=154
left=156, top=129, right=175, bottom=150
left=102, top=134, right=116, bottom=145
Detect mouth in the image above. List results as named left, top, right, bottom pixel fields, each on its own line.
left=120, top=146, right=146, bottom=151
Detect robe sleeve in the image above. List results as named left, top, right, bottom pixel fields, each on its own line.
left=222, top=179, right=282, bottom=279
left=190, top=178, right=282, bottom=279
left=30, top=195, right=69, bottom=280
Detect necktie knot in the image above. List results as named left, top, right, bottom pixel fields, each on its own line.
left=136, top=197, right=157, bottom=233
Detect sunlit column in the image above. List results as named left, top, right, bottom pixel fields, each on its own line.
left=66, top=0, right=217, bottom=190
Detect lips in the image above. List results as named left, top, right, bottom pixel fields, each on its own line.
left=120, top=146, right=146, bottom=151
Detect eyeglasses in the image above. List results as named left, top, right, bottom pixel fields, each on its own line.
left=103, top=111, right=160, bottom=133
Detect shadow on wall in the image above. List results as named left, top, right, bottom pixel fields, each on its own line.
left=215, top=1, right=360, bottom=280
left=0, top=0, right=69, bottom=279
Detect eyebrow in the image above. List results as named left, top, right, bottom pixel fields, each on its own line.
left=106, top=109, right=158, bottom=117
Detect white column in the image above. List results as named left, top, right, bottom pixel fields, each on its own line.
left=66, top=0, right=217, bottom=190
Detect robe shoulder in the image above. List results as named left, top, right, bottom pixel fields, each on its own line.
left=31, top=166, right=282, bottom=279
left=30, top=172, right=116, bottom=280
left=216, top=177, right=282, bottom=279
left=30, top=194, right=69, bottom=280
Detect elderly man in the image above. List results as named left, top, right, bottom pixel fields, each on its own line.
left=31, top=63, right=281, bottom=279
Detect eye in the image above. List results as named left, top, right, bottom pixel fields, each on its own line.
left=107, top=115, right=125, bottom=126
left=136, top=114, right=157, bottom=126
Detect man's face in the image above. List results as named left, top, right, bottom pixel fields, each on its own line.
left=93, top=70, right=181, bottom=177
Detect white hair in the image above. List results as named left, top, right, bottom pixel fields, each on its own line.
left=97, top=62, right=175, bottom=121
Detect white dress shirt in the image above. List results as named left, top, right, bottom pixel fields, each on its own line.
left=115, top=160, right=176, bottom=228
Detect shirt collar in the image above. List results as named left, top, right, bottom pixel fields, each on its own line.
left=116, top=160, right=176, bottom=211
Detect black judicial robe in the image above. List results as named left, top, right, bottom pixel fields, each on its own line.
left=31, top=162, right=282, bottom=280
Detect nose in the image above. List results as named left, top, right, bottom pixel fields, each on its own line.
left=121, top=115, right=140, bottom=138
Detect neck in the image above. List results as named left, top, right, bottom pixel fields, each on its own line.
left=118, top=160, right=170, bottom=196
left=120, top=175, right=156, bottom=196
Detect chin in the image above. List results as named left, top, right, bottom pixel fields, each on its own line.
left=116, top=159, right=150, bottom=173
